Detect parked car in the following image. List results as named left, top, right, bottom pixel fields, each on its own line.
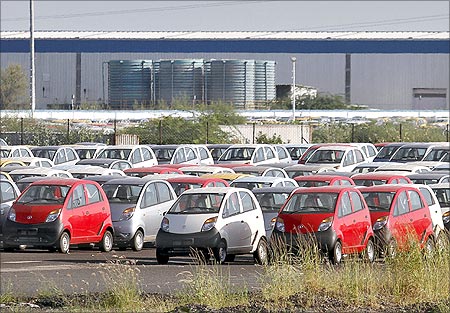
left=155, top=187, right=269, bottom=264
left=272, top=185, right=375, bottom=264
left=360, top=184, right=435, bottom=258
left=284, top=164, right=337, bottom=179
left=294, top=174, right=355, bottom=187
left=66, top=165, right=126, bottom=179
left=230, top=176, right=298, bottom=190
left=3, top=178, right=114, bottom=253
left=252, top=186, right=297, bottom=238
left=96, top=145, right=158, bottom=168
left=77, top=158, right=132, bottom=171
left=351, top=162, right=383, bottom=174
left=352, top=143, right=378, bottom=162
left=124, top=166, right=184, bottom=177
left=304, top=145, right=367, bottom=172
left=200, top=173, right=253, bottom=184
left=232, top=165, right=289, bottom=178
left=351, top=172, right=412, bottom=186
left=206, top=144, right=232, bottom=162
left=5, top=157, right=54, bottom=168
left=429, top=183, right=450, bottom=233
left=8, top=167, right=73, bottom=182
left=372, top=143, right=405, bottom=162
left=31, top=146, right=80, bottom=166
left=102, top=177, right=177, bottom=250
left=72, top=144, right=105, bottom=160
left=432, top=163, right=450, bottom=172
left=178, top=165, right=235, bottom=176
left=283, top=144, right=313, bottom=162
left=166, top=175, right=230, bottom=196
left=217, top=144, right=280, bottom=166
left=191, top=144, right=215, bottom=165
left=151, top=144, right=200, bottom=165
left=14, top=176, right=55, bottom=192
left=406, top=172, right=450, bottom=185
left=388, top=143, right=439, bottom=163
left=0, top=145, right=34, bottom=159
left=374, top=163, right=431, bottom=174
left=0, top=179, right=21, bottom=245
left=0, top=159, right=26, bottom=168
left=297, top=143, right=352, bottom=164
left=273, top=145, right=293, bottom=164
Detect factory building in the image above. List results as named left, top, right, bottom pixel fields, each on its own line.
left=1, top=31, right=448, bottom=110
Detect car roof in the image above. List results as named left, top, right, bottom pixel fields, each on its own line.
left=252, top=186, right=298, bottom=194
left=231, top=176, right=291, bottom=183
left=291, top=185, right=359, bottom=194
left=406, top=172, right=450, bottom=179
left=358, top=184, right=418, bottom=192
left=294, top=174, right=352, bottom=181
left=179, top=186, right=249, bottom=195
left=102, top=177, right=145, bottom=185
left=29, top=178, right=81, bottom=186
left=351, top=172, right=412, bottom=179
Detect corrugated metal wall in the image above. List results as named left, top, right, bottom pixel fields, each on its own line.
left=1, top=52, right=448, bottom=110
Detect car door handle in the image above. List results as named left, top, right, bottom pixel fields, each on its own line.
left=102, top=207, right=105, bottom=211
left=85, top=211, right=90, bottom=216
left=353, top=220, right=356, bottom=223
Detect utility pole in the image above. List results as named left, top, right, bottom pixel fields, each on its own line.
left=291, top=56, right=297, bottom=122
left=30, top=0, right=36, bottom=117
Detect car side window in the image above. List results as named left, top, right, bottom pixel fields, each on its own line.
left=215, top=182, right=227, bottom=188
left=156, top=182, right=172, bottom=203
left=338, top=192, right=352, bottom=217
left=142, top=183, right=157, bottom=207
left=85, top=183, right=102, bottom=204
left=254, top=148, right=265, bottom=163
left=354, top=149, right=365, bottom=162
left=409, top=189, right=425, bottom=210
left=199, top=147, right=209, bottom=160
left=131, top=150, right=141, bottom=164
left=55, top=150, right=66, bottom=164
left=240, top=191, right=256, bottom=213
left=393, top=191, right=409, bottom=216
left=0, top=181, right=17, bottom=202
left=332, top=180, right=341, bottom=186
left=343, top=151, right=354, bottom=167
left=265, top=147, right=275, bottom=160
left=186, top=148, right=197, bottom=161
left=222, top=192, right=240, bottom=218
left=341, top=180, right=353, bottom=186
left=350, top=191, right=364, bottom=212
left=142, top=148, right=151, bottom=161
left=418, top=187, right=434, bottom=207
left=70, top=185, right=86, bottom=208
left=66, top=148, right=77, bottom=161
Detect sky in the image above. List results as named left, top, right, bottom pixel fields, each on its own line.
left=1, top=1, right=449, bottom=32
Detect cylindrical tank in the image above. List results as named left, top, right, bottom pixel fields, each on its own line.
left=205, top=60, right=256, bottom=109
left=108, top=60, right=152, bottom=109
left=255, top=60, right=276, bottom=105
left=154, top=59, right=204, bottom=106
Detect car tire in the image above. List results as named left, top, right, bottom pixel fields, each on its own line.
left=58, top=232, right=70, bottom=254
left=100, top=230, right=113, bottom=252
left=156, top=248, right=169, bottom=265
left=364, top=238, right=375, bottom=263
left=213, top=240, right=228, bottom=264
left=3, top=245, right=16, bottom=252
left=131, top=230, right=144, bottom=251
left=330, top=240, right=342, bottom=265
left=253, top=238, right=269, bottom=265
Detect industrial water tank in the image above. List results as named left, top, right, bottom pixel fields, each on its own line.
left=255, top=60, right=276, bottom=105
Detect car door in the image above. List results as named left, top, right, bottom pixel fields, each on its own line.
left=349, top=190, right=371, bottom=249
left=390, top=190, right=411, bottom=247
left=130, top=149, right=143, bottom=167
left=220, top=191, right=243, bottom=252
left=407, top=189, right=431, bottom=241
left=238, top=190, right=261, bottom=252
left=140, top=182, right=159, bottom=241
left=336, top=191, right=359, bottom=250
left=66, top=184, right=89, bottom=241
left=84, top=183, right=106, bottom=239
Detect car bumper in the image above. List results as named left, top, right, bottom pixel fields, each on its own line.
left=271, top=228, right=337, bottom=254
left=3, top=219, right=64, bottom=248
left=156, top=228, right=221, bottom=256
left=112, top=220, right=136, bottom=243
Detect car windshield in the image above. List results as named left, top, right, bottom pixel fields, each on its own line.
left=17, top=185, right=71, bottom=204
left=153, top=148, right=176, bottom=162
left=307, top=149, right=344, bottom=164
left=168, top=193, right=225, bottom=214
left=296, top=180, right=329, bottom=187
left=391, top=147, right=427, bottom=161
left=231, top=182, right=271, bottom=190
left=361, top=191, right=395, bottom=211
left=255, top=192, right=290, bottom=212
left=354, top=179, right=387, bottom=186
left=432, top=188, right=450, bottom=207
left=422, top=149, right=449, bottom=161
left=31, top=149, right=56, bottom=160
left=282, top=192, right=337, bottom=213
left=375, top=146, right=400, bottom=159
left=220, top=148, right=255, bottom=161
left=169, top=182, right=204, bottom=196
left=102, top=184, right=143, bottom=203
left=98, top=149, right=131, bottom=160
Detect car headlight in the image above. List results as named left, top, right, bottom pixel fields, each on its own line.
left=275, top=217, right=285, bottom=233
left=121, top=207, right=135, bottom=221
left=373, top=216, right=389, bottom=231
left=8, top=208, right=16, bottom=222
left=318, top=216, right=333, bottom=232
left=45, top=209, right=61, bottom=223
left=161, top=217, right=169, bottom=232
left=443, top=211, right=450, bottom=224
left=201, top=217, right=217, bottom=232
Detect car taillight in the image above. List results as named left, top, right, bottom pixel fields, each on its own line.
left=121, top=207, right=135, bottom=221
left=270, top=217, right=277, bottom=229
left=201, top=217, right=217, bottom=232
left=318, top=216, right=333, bottom=232
left=161, top=217, right=169, bottom=232
left=275, top=217, right=285, bottom=233
left=443, top=211, right=450, bottom=224
left=8, top=208, right=16, bottom=222
left=373, top=216, right=389, bottom=231
left=45, top=209, right=62, bottom=223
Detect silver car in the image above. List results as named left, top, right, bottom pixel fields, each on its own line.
left=102, top=177, right=177, bottom=251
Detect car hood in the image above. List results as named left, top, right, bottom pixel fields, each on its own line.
left=11, top=203, right=62, bottom=224
left=165, top=213, right=218, bottom=234
left=279, top=212, right=334, bottom=234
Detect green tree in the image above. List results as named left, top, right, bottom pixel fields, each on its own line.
left=0, top=64, right=28, bottom=109
left=255, top=132, right=283, bottom=144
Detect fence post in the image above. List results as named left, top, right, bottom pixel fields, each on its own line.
left=20, top=118, right=24, bottom=145
left=113, top=119, right=117, bottom=145
left=252, top=122, right=256, bottom=144
left=399, top=123, right=403, bottom=141
left=159, top=119, right=163, bottom=144
left=67, top=119, right=70, bottom=144
left=447, top=124, right=449, bottom=142
left=206, top=121, right=209, bottom=144
left=351, top=124, right=355, bottom=142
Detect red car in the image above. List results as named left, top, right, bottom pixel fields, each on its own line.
left=272, top=186, right=375, bottom=264
left=351, top=172, right=412, bottom=186
left=360, top=185, right=435, bottom=258
left=166, top=176, right=230, bottom=196
left=294, top=174, right=355, bottom=187
left=124, top=166, right=183, bottom=177
left=3, top=178, right=114, bottom=253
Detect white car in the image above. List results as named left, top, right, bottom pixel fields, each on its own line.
left=155, top=187, right=269, bottom=264
left=304, top=145, right=367, bottom=172
left=31, top=146, right=80, bottom=166
left=6, top=157, right=54, bottom=168
left=192, top=144, right=215, bottom=165
left=0, top=179, right=21, bottom=244
left=151, top=144, right=200, bottom=165
left=8, top=167, right=73, bottom=182
left=179, top=165, right=235, bottom=176
left=230, top=175, right=298, bottom=190
left=374, top=163, right=431, bottom=174
left=0, top=145, right=34, bottom=158
left=217, top=144, right=280, bottom=166
left=96, top=145, right=158, bottom=168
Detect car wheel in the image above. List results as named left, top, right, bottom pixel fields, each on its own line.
left=253, top=238, right=269, bottom=265
left=156, top=248, right=169, bottom=265
left=100, top=230, right=113, bottom=252
left=386, top=239, right=397, bottom=259
left=58, top=232, right=70, bottom=254
left=364, top=238, right=375, bottom=263
left=330, top=240, right=342, bottom=265
left=131, top=230, right=144, bottom=251
left=213, top=241, right=228, bottom=264
left=3, top=246, right=16, bottom=252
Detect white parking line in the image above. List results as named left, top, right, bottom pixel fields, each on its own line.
left=3, top=261, right=42, bottom=264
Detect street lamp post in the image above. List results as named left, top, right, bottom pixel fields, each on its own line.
left=291, top=56, right=296, bottom=122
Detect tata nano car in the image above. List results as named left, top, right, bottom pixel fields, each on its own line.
left=3, top=178, right=114, bottom=253
left=272, top=186, right=375, bottom=264
left=360, top=185, right=435, bottom=258
left=155, top=187, right=268, bottom=265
